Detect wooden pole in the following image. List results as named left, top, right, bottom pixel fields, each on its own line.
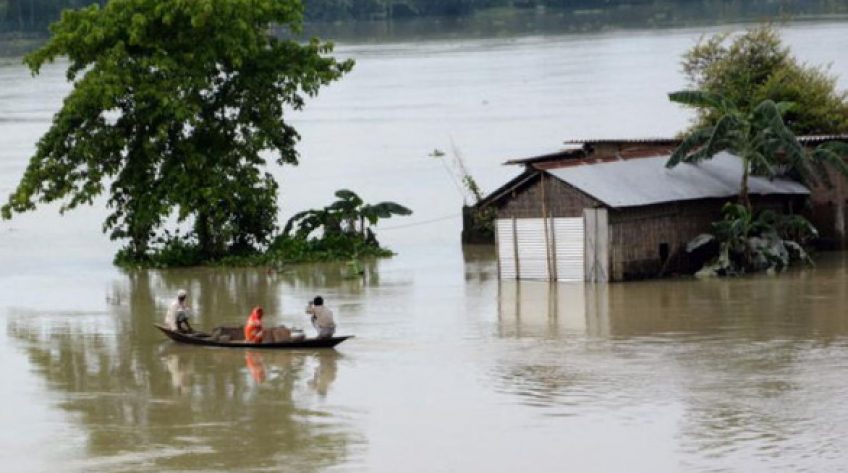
left=512, top=217, right=520, bottom=280
left=550, top=209, right=558, bottom=281
left=495, top=218, right=501, bottom=279
left=541, top=173, right=552, bottom=281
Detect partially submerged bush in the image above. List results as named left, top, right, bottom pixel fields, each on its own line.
left=688, top=203, right=817, bottom=277
left=114, top=190, right=411, bottom=268
left=266, top=233, right=393, bottom=265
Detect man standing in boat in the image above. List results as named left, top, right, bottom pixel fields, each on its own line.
left=306, top=296, right=336, bottom=339
left=165, top=289, right=194, bottom=333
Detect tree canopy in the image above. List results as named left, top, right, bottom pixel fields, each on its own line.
left=681, top=24, right=848, bottom=135
left=1, top=0, right=354, bottom=263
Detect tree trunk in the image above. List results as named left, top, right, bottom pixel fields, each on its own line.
left=128, top=220, right=150, bottom=261
left=738, top=158, right=754, bottom=269
left=196, top=209, right=212, bottom=259
left=739, top=160, right=752, bottom=211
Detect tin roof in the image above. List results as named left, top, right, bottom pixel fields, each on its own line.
left=561, top=137, right=680, bottom=145
left=504, top=135, right=848, bottom=166
left=546, top=152, right=809, bottom=208
left=503, top=147, right=584, bottom=166
left=561, top=135, right=848, bottom=145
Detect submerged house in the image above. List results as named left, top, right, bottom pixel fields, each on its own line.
left=477, top=139, right=814, bottom=282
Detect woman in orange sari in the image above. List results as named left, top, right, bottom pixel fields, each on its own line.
left=244, top=307, right=264, bottom=343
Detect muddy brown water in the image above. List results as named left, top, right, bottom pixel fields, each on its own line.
left=2, top=20, right=848, bottom=473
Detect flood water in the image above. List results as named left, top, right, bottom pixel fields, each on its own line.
left=3, top=19, right=848, bottom=473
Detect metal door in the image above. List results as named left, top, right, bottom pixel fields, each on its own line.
left=552, top=217, right=585, bottom=281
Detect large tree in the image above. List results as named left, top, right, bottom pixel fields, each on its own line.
left=1, top=0, right=353, bottom=261
left=682, top=24, right=848, bottom=135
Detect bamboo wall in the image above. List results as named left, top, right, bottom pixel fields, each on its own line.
left=496, top=174, right=601, bottom=219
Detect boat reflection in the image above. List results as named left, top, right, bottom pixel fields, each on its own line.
left=160, top=344, right=343, bottom=392
left=245, top=351, right=266, bottom=383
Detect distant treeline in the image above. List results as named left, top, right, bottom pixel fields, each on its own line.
left=1, top=0, right=102, bottom=33
left=300, top=0, right=848, bottom=22
left=303, top=0, right=655, bottom=22
left=1, top=0, right=846, bottom=33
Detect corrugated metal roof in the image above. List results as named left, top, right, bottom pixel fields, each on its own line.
left=562, top=138, right=680, bottom=145
left=561, top=135, right=848, bottom=146
left=503, top=147, right=584, bottom=165
left=546, top=152, right=809, bottom=208
left=798, top=134, right=848, bottom=143
left=506, top=135, right=848, bottom=166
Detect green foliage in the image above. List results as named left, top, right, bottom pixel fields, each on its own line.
left=283, top=189, right=412, bottom=242
left=267, top=232, right=393, bottom=265
left=682, top=24, right=848, bottom=135
left=113, top=228, right=395, bottom=268
left=114, top=233, right=204, bottom=268
left=667, top=91, right=848, bottom=209
left=468, top=205, right=495, bottom=240
left=267, top=189, right=411, bottom=265
left=462, top=175, right=484, bottom=203
left=2, top=0, right=354, bottom=263
left=687, top=203, right=817, bottom=277
left=668, top=91, right=795, bottom=208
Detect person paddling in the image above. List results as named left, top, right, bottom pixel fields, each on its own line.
left=244, top=306, right=264, bottom=343
left=306, top=296, right=336, bottom=339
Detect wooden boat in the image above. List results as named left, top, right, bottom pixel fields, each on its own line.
left=154, top=324, right=352, bottom=349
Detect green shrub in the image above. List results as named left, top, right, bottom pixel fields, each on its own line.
left=687, top=203, right=817, bottom=277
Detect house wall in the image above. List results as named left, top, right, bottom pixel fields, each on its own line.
left=493, top=172, right=805, bottom=281
left=807, top=164, right=848, bottom=248
left=608, top=195, right=800, bottom=281
left=608, top=201, right=718, bottom=281
left=495, top=173, right=601, bottom=219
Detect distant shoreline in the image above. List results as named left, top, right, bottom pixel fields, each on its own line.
left=298, top=10, right=848, bottom=46
left=2, top=7, right=848, bottom=57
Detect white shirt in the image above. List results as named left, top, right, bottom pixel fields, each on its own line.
left=165, top=300, right=192, bottom=330
left=306, top=304, right=335, bottom=329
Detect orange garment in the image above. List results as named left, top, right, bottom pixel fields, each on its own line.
left=244, top=307, right=264, bottom=343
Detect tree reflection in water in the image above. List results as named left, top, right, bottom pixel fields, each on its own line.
left=7, top=267, right=360, bottom=472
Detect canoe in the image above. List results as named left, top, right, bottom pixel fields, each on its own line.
left=154, top=324, right=352, bottom=349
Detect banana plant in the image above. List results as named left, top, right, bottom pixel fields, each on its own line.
left=283, top=190, right=411, bottom=245
left=687, top=203, right=817, bottom=276
left=667, top=90, right=848, bottom=209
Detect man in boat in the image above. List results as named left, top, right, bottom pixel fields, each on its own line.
left=244, top=306, right=264, bottom=343
left=306, top=296, right=335, bottom=339
left=165, top=289, right=194, bottom=333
